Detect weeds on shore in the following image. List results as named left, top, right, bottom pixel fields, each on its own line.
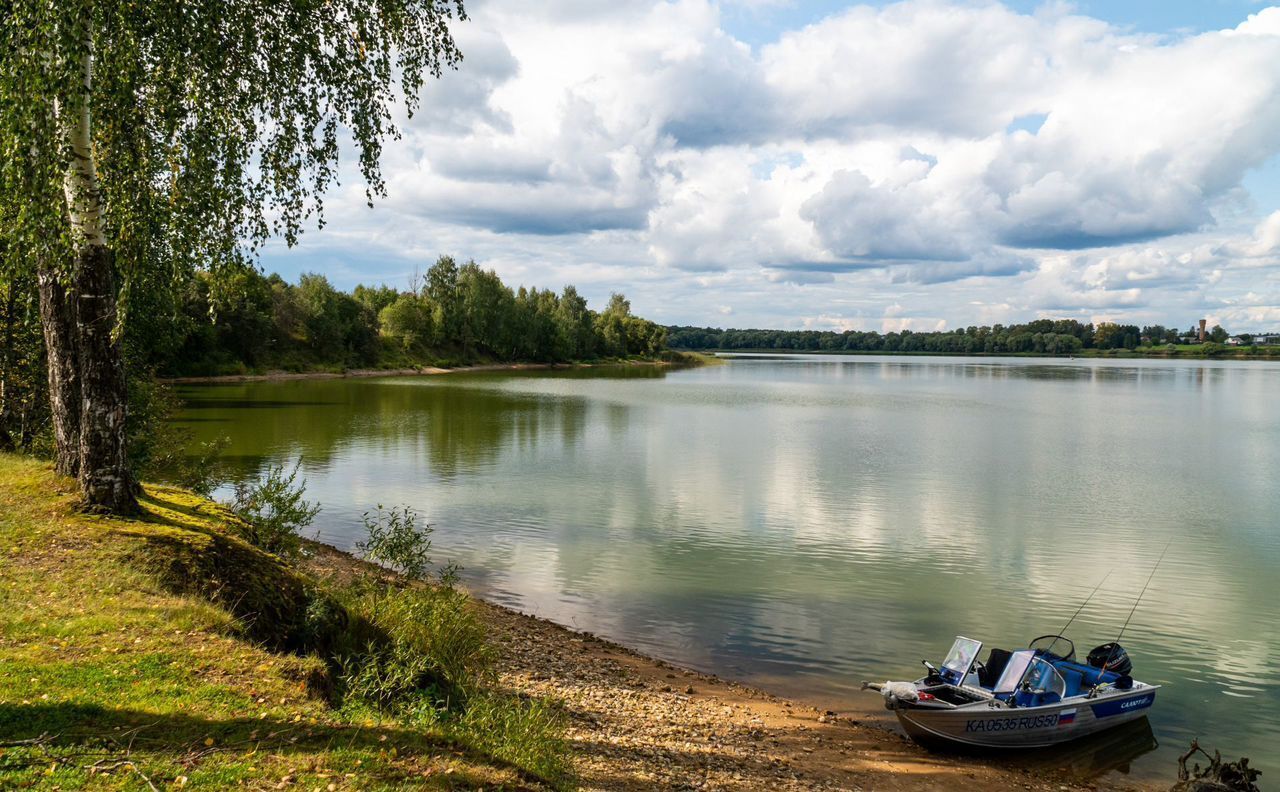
left=338, top=503, right=570, bottom=783
left=334, top=582, right=569, bottom=783
left=337, top=584, right=491, bottom=708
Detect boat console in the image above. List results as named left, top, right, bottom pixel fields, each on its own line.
left=902, top=635, right=1141, bottom=711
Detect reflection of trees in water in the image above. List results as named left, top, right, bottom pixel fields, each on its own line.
left=176, top=376, right=605, bottom=483
left=763, top=357, right=1252, bottom=393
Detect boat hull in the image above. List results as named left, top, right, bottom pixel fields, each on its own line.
left=896, top=687, right=1158, bottom=748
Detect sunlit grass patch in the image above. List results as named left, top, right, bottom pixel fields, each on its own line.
left=0, top=453, right=570, bottom=790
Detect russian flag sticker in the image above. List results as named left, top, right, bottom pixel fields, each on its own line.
left=1059, top=709, right=1077, bottom=726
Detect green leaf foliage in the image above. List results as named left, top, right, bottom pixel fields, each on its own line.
left=0, top=0, right=465, bottom=292
left=356, top=504, right=453, bottom=584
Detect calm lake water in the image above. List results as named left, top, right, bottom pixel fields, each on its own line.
left=176, top=355, right=1280, bottom=783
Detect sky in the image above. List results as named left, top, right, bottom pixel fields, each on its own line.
left=260, top=0, right=1280, bottom=333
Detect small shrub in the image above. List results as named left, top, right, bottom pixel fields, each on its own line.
left=356, top=505, right=458, bottom=584
left=168, top=437, right=231, bottom=496
left=229, top=460, right=321, bottom=559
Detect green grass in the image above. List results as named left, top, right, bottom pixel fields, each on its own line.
left=0, top=454, right=569, bottom=790
left=662, top=351, right=724, bottom=367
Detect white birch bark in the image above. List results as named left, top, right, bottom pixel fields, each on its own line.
left=62, top=40, right=106, bottom=248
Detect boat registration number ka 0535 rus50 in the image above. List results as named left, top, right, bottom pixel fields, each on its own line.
left=964, top=713, right=1064, bottom=733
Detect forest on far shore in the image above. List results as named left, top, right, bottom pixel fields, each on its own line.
left=164, top=255, right=669, bottom=377
left=666, top=319, right=1274, bottom=356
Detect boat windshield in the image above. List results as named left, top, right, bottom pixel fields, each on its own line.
left=1026, top=657, right=1067, bottom=698
left=942, top=636, right=982, bottom=682
left=994, top=650, right=1033, bottom=693
left=994, top=650, right=1066, bottom=698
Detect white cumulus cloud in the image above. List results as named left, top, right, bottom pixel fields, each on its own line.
left=265, top=0, right=1280, bottom=331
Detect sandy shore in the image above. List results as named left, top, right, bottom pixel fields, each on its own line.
left=304, top=544, right=1156, bottom=791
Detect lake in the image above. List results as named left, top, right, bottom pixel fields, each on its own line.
left=175, top=354, right=1280, bottom=783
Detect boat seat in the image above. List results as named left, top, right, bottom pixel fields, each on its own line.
left=1059, top=668, right=1086, bottom=698
left=1051, top=659, right=1119, bottom=689
left=979, top=648, right=1012, bottom=688
left=1015, top=689, right=1062, bottom=708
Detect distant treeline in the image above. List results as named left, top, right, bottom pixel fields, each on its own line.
left=165, top=256, right=668, bottom=376
left=668, top=320, right=1229, bottom=355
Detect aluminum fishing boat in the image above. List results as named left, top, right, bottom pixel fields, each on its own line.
left=863, top=634, right=1159, bottom=748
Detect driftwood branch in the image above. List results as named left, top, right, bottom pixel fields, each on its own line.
left=1171, top=739, right=1261, bottom=792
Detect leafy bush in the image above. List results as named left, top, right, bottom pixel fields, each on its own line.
left=378, top=293, right=436, bottom=350
left=229, top=460, right=321, bottom=559
left=356, top=505, right=458, bottom=584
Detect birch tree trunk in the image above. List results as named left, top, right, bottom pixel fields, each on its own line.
left=74, top=246, right=134, bottom=512
left=36, top=264, right=81, bottom=474
left=61, top=31, right=136, bottom=513
left=0, top=283, right=13, bottom=453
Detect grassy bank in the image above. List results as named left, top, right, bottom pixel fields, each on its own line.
left=0, top=454, right=568, bottom=790
left=159, top=350, right=711, bottom=384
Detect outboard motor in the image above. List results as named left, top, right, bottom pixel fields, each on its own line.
left=1087, top=642, right=1132, bottom=676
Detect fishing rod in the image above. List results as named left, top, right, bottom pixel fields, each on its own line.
left=1101, top=538, right=1173, bottom=673
left=1044, top=569, right=1113, bottom=659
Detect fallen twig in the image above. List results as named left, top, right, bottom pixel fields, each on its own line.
left=0, top=732, right=53, bottom=748
left=84, top=758, right=160, bottom=792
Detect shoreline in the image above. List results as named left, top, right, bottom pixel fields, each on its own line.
left=155, top=344, right=1280, bottom=387
left=687, top=348, right=1278, bottom=361
left=158, top=357, right=703, bottom=385
left=304, top=542, right=1155, bottom=791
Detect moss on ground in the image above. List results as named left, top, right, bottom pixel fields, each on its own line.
left=0, top=453, right=563, bottom=790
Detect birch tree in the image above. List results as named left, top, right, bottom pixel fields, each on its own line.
left=0, top=0, right=465, bottom=512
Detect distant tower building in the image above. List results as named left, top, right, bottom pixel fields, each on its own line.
left=1199, top=318, right=1207, bottom=343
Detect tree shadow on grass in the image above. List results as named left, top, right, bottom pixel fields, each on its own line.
left=0, top=702, right=548, bottom=790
